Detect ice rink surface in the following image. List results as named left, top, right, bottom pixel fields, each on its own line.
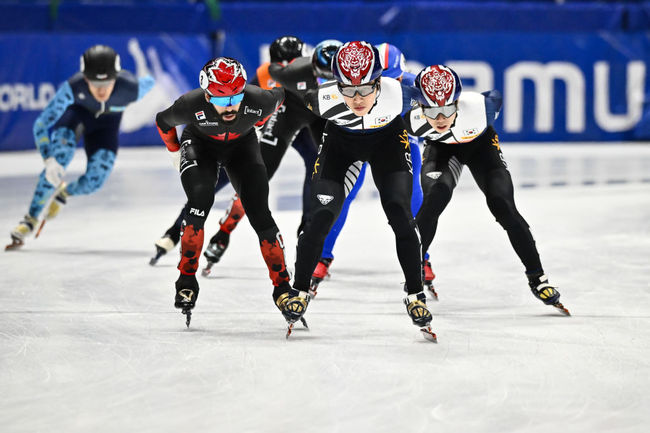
left=1, top=144, right=649, bottom=433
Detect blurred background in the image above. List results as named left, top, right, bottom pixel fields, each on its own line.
left=1, top=0, right=649, bottom=150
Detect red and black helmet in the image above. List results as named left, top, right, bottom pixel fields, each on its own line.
left=415, top=65, right=462, bottom=107
left=199, top=57, right=247, bottom=97
left=332, top=41, right=382, bottom=85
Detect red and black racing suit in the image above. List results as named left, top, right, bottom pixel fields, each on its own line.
left=156, top=85, right=291, bottom=299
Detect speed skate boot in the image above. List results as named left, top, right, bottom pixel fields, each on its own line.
left=274, top=283, right=309, bottom=330
left=422, top=259, right=438, bottom=300
left=527, top=272, right=570, bottom=316
left=175, top=274, right=200, bottom=327
left=404, top=292, right=437, bottom=342
left=283, top=288, right=311, bottom=338
left=45, top=183, right=69, bottom=220
left=309, top=257, right=332, bottom=297
left=273, top=284, right=291, bottom=316
left=31, top=183, right=68, bottom=240
left=6, top=214, right=38, bottom=250
left=149, top=234, right=177, bottom=266
left=201, top=231, right=229, bottom=276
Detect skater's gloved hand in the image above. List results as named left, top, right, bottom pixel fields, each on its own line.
left=44, top=157, right=64, bottom=186
left=168, top=149, right=181, bottom=171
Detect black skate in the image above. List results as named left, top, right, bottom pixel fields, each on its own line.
left=404, top=292, right=437, bottom=343
left=309, top=258, right=332, bottom=297
left=175, top=274, right=200, bottom=327
left=283, top=289, right=311, bottom=339
left=149, top=234, right=177, bottom=266
left=528, top=273, right=570, bottom=316
left=201, top=232, right=230, bottom=276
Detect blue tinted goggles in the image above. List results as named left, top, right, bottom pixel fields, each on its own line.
left=209, top=92, right=244, bottom=107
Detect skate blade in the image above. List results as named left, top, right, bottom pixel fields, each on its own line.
left=182, top=308, right=192, bottom=327
left=420, top=326, right=438, bottom=343
left=149, top=247, right=167, bottom=266
left=201, top=263, right=213, bottom=277
left=552, top=302, right=571, bottom=316
left=285, top=316, right=309, bottom=339
left=425, top=283, right=439, bottom=301
left=308, top=285, right=318, bottom=298
left=34, top=219, right=47, bottom=239
left=286, top=322, right=294, bottom=339
left=5, top=237, right=24, bottom=251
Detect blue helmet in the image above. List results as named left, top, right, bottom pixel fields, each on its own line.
left=312, top=39, right=342, bottom=79
left=376, top=43, right=406, bottom=79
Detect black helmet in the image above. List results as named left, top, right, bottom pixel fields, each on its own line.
left=311, top=39, right=342, bottom=79
left=80, top=45, right=121, bottom=82
left=269, top=36, right=304, bottom=63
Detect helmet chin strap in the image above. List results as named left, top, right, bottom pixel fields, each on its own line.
left=367, top=82, right=381, bottom=114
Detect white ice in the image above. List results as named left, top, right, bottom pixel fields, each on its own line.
left=1, top=144, right=649, bottom=433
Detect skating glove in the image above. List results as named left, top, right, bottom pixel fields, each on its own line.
left=168, top=149, right=181, bottom=171
left=44, top=157, right=64, bottom=186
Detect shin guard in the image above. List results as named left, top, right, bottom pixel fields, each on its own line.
left=178, top=223, right=205, bottom=275
left=258, top=227, right=291, bottom=288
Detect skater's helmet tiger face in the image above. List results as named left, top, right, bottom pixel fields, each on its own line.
left=333, top=41, right=382, bottom=117
left=415, top=65, right=462, bottom=133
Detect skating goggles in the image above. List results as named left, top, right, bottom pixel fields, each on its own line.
left=88, top=79, right=116, bottom=88
left=209, top=92, right=245, bottom=107
left=337, top=81, right=377, bottom=98
left=421, top=104, right=457, bottom=119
